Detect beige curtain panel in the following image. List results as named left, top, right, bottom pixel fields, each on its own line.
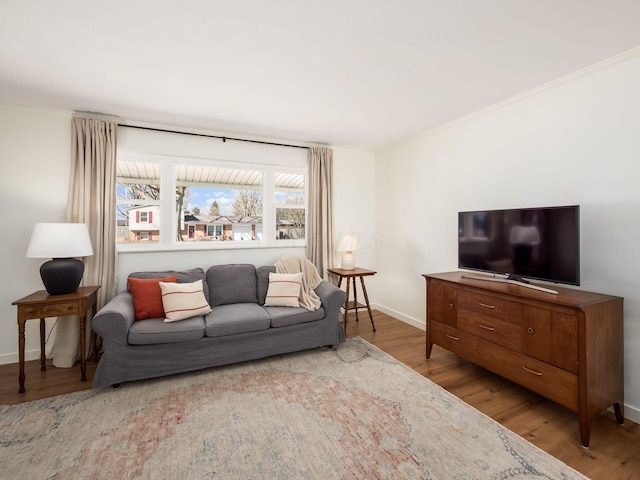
left=50, top=117, right=117, bottom=368
left=307, top=146, right=334, bottom=279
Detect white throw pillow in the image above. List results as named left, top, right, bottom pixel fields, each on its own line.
left=264, top=272, right=303, bottom=307
left=159, top=279, right=212, bottom=322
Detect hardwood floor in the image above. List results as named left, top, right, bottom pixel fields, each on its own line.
left=1, top=310, right=638, bottom=479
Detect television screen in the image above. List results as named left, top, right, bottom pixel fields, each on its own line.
left=458, top=205, right=580, bottom=286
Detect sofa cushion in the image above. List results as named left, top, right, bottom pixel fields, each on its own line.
left=206, top=264, right=258, bottom=307
left=160, top=280, right=212, bottom=322
left=128, top=268, right=210, bottom=303
left=128, top=275, right=177, bottom=321
left=264, top=272, right=303, bottom=307
left=265, top=306, right=326, bottom=328
left=128, top=316, right=206, bottom=345
left=205, top=303, right=270, bottom=337
left=256, top=265, right=276, bottom=305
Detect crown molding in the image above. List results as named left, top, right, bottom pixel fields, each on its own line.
left=379, top=46, right=640, bottom=153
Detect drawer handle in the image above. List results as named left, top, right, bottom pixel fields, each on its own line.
left=446, top=334, right=460, bottom=341
left=478, top=323, right=495, bottom=331
left=478, top=302, right=495, bottom=309
left=527, top=327, right=534, bottom=334
left=448, top=303, right=454, bottom=310
left=522, top=366, right=543, bottom=376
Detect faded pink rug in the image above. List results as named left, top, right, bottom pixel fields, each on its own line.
left=0, top=338, right=587, bottom=479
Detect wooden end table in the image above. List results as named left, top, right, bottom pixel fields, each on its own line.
left=12, top=286, right=100, bottom=394
left=327, top=267, right=376, bottom=331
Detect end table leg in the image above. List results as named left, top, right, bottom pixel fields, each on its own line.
left=344, top=278, right=351, bottom=327
left=614, top=402, right=624, bottom=425
left=39, top=318, right=46, bottom=372
left=359, top=276, right=376, bottom=331
left=353, top=277, right=359, bottom=322
left=79, top=315, right=87, bottom=382
left=90, top=331, right=98, bottom=362
left=18, top=318, right=26, bottom=394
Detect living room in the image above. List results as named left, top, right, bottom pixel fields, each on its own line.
left=1, top=1, right=640, bottom=478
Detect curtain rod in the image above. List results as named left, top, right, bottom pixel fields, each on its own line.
left=117, top=124, right=310, bottom=150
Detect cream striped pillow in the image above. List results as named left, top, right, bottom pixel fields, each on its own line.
left=159, top=279, right=212, bottom=322
left=264, top=272, right=303, bottom=307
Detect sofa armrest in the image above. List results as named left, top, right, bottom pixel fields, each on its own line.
left=92, top=291, right=135, bottom=346
left=314, top=280, right=347, bottom=314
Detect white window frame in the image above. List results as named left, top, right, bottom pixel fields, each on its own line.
left=117, top=153, right=306, bottom=252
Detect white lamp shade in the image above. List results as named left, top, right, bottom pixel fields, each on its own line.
left=26, top=223, right=94, bottom=259
left=336, top=234, right=360, bottom=252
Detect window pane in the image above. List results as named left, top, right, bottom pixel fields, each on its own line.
left=116, top=161, right=160, bottom=200
left=177, top=164, right=263, bottom=242
left=275, top=173, right=304, bottom=203
left=275, top=172, right=304, bottom=191
left=116, top=161, right=162, bottom=244
left=275, top=172, right=304, bottom=240
left=117, top=204, right=161, bottom=244
left=276, top=208, right=305, bottom=240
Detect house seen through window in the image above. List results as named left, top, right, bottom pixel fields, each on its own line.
left=116, top=158, right=306, bottom=248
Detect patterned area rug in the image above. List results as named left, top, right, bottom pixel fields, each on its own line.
left=1, top=338, right=586, bottom=480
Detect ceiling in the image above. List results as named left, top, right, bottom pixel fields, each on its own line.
left=1, top=1, right=640, bottom=150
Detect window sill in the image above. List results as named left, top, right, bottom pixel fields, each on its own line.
left=117, top=239, right=306, bottom=254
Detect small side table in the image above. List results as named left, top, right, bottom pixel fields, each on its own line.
left=327, top=267, right=376, bottom=331
left=12, top=286, right=100, bottom=394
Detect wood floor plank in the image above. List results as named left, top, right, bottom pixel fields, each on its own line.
left=0, top=310, right=637, bottom=479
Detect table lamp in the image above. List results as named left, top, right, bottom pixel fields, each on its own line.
left=337, top=234, right=360, bottom=270
left=26, top=223, right=94, bottom=295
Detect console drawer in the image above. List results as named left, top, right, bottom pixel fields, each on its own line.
left=471, top=336, right=579, bottom=411
left=431, top=321, right=471, bottom=356
left=458, top=290, right=523, bottom=325
left=433, top=320, right=578, bottom=411
left=458, top=309, right=522, bottom=350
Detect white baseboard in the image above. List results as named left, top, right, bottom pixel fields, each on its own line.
left=372, top=303, right=425, bottom=331
left=0, top=348, right=43, bottom=365
left=620, top=405, right=640, bottom=425
left=372, top=303, right=640, bottom=425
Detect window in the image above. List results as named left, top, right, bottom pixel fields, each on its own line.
left=206, top=224, right=223, bottom=239
left=116, top=156, right=305, bottom=250
left=275, top=172, right=305, bottom=240
left=178, top=164, right=263, bottom=242
left=116, top=161, right=161, bottom=244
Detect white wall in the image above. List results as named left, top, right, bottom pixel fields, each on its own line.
left=0, top=105, right=71, bottom=364
left=375, top=52, right=640, bottom=422
left=332, top=146, right=377, bottom=271
left=0, top=107, right=376, bottom=364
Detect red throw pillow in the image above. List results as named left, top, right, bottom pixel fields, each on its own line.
left=128, top=276, right=177, bottom=320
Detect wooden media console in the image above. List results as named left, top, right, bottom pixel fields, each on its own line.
left=424, top=271, right=624, bottom=447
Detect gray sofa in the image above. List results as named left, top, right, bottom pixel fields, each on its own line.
left=91, top=264, right=347, bottom=388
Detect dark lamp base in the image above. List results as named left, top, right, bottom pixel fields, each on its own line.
left=40, top=258, right=85, bottom=295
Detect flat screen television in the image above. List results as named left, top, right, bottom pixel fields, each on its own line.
left=458, top=205, right=580, bottom=286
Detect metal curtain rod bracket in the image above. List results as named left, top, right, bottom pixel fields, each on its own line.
left=117, top=124, right=309, bottom=150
